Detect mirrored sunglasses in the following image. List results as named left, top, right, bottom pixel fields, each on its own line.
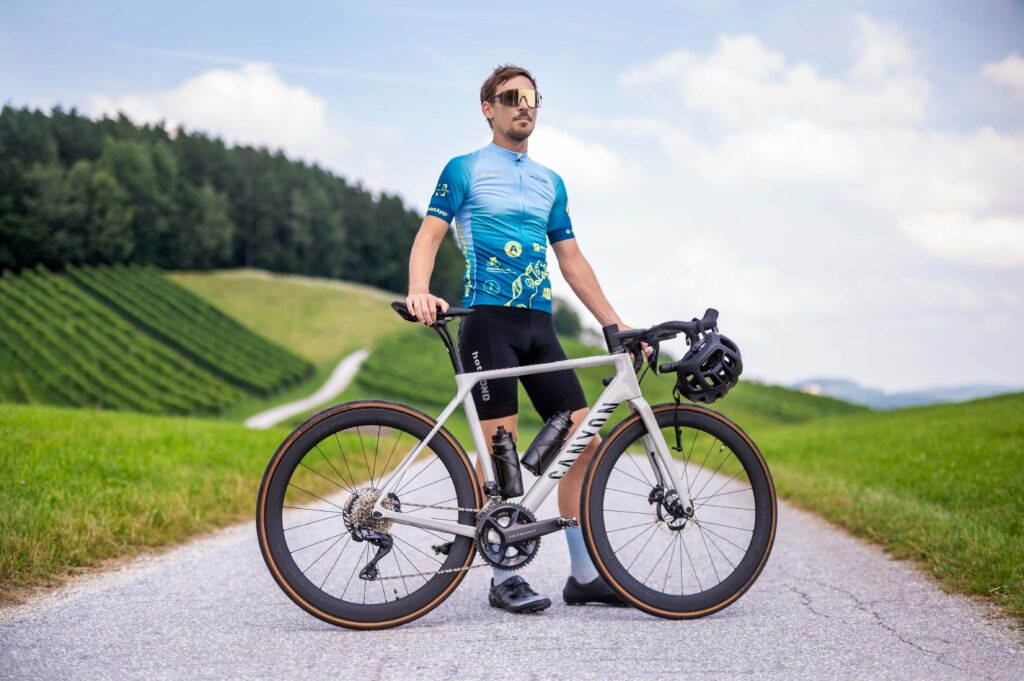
left=491, top=88, right=542, bottom=108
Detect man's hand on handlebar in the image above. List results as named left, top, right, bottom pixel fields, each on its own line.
left=406, top=291, right=449, bottom=325
left=615, top=323, right=652, bottom=366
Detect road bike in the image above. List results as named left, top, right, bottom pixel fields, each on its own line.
left=256, top=302, right=776, bottom=629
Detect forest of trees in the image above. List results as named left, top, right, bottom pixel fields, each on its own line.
left=0, top=106, right=464, bottom=300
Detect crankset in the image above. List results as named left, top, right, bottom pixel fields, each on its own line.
left=475, top=503, right=578, bottom=570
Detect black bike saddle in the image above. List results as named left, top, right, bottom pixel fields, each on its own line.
left=391, top=300, right=474, bottom=323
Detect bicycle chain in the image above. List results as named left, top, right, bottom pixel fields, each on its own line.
left=368, top=498, right=497, bottom=581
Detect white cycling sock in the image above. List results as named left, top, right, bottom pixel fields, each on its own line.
left=565, top=526, right=599, bottom=583
left=492, top=568, right=517, bottom=586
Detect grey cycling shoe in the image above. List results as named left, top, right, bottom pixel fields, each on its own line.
left=489, top=576, right=552, bottom=614
left=563, top=575, right=629, bottom=607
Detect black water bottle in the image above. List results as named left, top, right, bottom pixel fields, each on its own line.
left=491, top=426, right=524, bottom=498
left=521, top=410, right=574, bottom=476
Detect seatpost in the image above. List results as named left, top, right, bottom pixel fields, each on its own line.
left=432, top=322, right=465, bottom=374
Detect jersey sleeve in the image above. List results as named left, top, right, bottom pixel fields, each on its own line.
left=426, top=156, right=471, bottom=225
left=546, top=171, right=575, bottom=243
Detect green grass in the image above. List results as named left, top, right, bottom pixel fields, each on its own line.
left=0, top=402, right=372, bottom=604
left=758, top=392, right=1024, bottom=622
left=169, top=269, right=407, bottom=365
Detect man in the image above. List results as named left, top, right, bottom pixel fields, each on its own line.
left=406, top=64, right=634, bottom=614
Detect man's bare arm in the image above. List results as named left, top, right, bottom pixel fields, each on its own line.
left=551, top=238, right=623, bottom=327
left=406, top=215, right=451, bottom=325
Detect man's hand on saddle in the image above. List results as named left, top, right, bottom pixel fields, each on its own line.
left=406, top=291, right=449, bottom=325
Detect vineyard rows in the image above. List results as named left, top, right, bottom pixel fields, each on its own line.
left=0, top=264, right=313, bottom=415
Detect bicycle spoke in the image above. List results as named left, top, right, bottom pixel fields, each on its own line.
left=341, top=544, right=368, bottom=600
left=286, top=483, right=346, bottom=512
left=319, top=535, right=352, bottom=590
left=283, top=511, right=345, bottom=532
left=605, top=486, right=650, bottom=498
left=298, top=459, right=350, bottom=494
left=662, top=534, right=680, bottom=593
left=643, top=533, right=677, bottom=585
left=392, top=541, right=430, bottom=584
left=399, top=475, right=452, bottom=497
left=334, top=432, right=359, bottom=493
left=691, top=445, right=734, bottom=503
left=314, top=443, right=356, bottom=494
left=625, top=522, right=659, bottom=571
left=612, top=522, right=658, bottom=554
left=290, top=531, right=347, bottom=554
left=697, top=524, right=738, bottom=571
left=697, top=523, right=721, bottom=584
left=605, top=520, right=657, bottom=534
left=694, top=520, right=751, bottom=554
left=695, top=518, right=754, bottom=533
left=693, top=487, right=752, bottom=502
left=394, top=456, right=440, bottom=495
left=301, top=533, right=346, bottom=575
left=370, top=425, right=381, bottom=486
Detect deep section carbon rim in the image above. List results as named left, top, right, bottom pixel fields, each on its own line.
left=258, top=403, right=479, bottom=628
left=585, top=406, right=775, bottom=617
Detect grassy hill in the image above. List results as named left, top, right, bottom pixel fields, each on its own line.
left=168, top=269, right=408, bottom=421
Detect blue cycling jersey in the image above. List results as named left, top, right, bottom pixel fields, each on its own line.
left=426, top=143, right=575, bottom=313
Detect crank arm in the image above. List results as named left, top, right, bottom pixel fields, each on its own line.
left=496, top=517, right=578, bottom=546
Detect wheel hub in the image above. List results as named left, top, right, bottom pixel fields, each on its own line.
left=648, top=487, right=693, bottom=532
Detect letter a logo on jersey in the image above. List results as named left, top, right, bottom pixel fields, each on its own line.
left=504, top=241, right=522, bottom=258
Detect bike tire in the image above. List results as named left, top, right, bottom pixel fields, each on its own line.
left=257, top=401, right=481, bottom=630
left=581, top=403, right=776, bottom=619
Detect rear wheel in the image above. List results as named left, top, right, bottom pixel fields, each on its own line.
left=257, top=401, right=481, bottom=630
left=581, top=403, right=776, bottom=618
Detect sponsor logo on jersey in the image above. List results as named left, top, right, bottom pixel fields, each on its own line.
left=433, top=183, right=449, bottom=197
left=427, top=206, right=449, bottom=218
left=504, top=241, right=522, bottom=257
left=532, top=242, right=543, bottom=252
left=482, top=280, right=500, bottom=294
left=529, top=173, right=550, bottom=185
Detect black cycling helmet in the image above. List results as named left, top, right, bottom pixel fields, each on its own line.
left=673, top=331, right=743, bottom=404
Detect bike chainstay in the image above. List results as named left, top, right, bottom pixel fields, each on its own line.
left=367, top=499, right=495, bottom=581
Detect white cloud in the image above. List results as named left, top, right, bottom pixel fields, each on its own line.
left=89, top=63, right=347, bottom=163
left=622, top=238, right=836, bottom=343
left=980, top=52, right=1024, bottom=99
left=529, top=125, right=621, bottom=192
left=622, top=18, right=928, bottom=126
left=899, top=213, right=1024, bottom=268
left=620, top=16, right=1024, bottom=269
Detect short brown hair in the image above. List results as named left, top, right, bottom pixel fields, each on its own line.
left=480, top=64, right=537, bottom=129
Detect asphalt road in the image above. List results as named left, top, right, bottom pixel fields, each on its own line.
left=2, top=474, right=1022, bottom=680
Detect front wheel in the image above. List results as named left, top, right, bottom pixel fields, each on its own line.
left=581, top=403, right=776, bottom=619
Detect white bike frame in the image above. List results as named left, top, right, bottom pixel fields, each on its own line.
left=370, top=350, right=686, bottom=539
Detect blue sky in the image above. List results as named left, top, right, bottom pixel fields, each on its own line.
left=3, top=1, right=1023, bottom=392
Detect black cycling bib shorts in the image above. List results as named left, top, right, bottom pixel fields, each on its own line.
left=457, top=306, right=587, bottom=421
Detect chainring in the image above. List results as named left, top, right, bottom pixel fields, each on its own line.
left=475, top=502, right=540, bottom=570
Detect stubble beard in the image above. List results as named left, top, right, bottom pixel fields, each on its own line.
left=506, top=117, right=534, bottom=142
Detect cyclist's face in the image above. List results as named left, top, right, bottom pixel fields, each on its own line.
left=484, top=75, right=537, bottom=142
